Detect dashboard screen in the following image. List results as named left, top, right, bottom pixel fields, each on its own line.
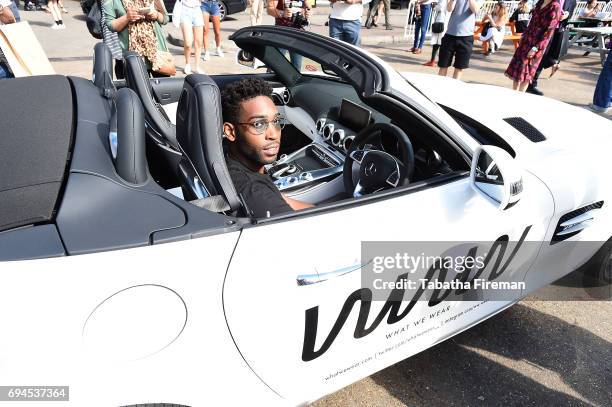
left=338, top=98, right=371, bottom=131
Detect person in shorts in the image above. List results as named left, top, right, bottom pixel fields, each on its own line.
left=180, top=0, right=205, bottom=74
left=438, top=0, right=482, bottom=80
left=201, top=0, right=223, bottom=60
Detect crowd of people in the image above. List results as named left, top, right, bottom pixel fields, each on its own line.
left=0, top=0, right=610, bottom=112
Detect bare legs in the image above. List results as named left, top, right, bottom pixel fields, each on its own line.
left=181, top=23, right=203, bottom=73
left=438, top=67, right=464, bottom=80
left=48, top=0, right=64, bottom=28
left=513, top=80, right=530, bottom=92
left=203, top=14, right=222, bottom=54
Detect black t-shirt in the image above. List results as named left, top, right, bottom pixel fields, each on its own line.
left=226, top=155, right=292, bottom=218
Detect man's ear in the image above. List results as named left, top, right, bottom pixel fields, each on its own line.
left=223, top=122, right=237, bottom=141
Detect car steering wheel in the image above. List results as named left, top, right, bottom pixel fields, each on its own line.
left=343, top=123, right=414, bottom=197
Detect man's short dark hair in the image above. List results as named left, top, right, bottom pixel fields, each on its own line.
left=221, top=78, right=273, bottom=125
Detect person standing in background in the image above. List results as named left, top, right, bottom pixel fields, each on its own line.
left=328, top=0, right=370, bottom=46
left=505, top=0, right=561, bottom=92
left=424, top=0, right=449, bottom=67
left=248, top=0, right=265, bottom=25
left=364, top=0, right=392, bottom=30
left=47, top=0, right=65, bottom=29
left=527, top=0, right=576, bottom=95
left=587, top=48, right=611, bottom=114
left=266, top=0, right=311, bottom=70
left=509, top=0, right=531, bottom=33
left=437, top=0, right=482, bottom=80
left=411, top=0, right=434, bottom=54
left=180, top=0, right=204, bottom=74
left=201, top=0, right=223, bottom=60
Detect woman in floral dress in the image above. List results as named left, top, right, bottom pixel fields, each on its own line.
left=505, top=0, right=562, bottom=92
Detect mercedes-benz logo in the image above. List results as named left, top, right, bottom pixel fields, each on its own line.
left=365, top=162, right=377, bottom=177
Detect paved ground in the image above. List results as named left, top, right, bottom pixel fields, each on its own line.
left=16, top=3, right=612, bottom=406
left=25, top=1, right=610, bottom=118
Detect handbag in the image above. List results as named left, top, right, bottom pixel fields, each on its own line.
left=86, top=1, right=103, bottom=39
left=432, top=22, right=444, bottom=34
left=172, top=0, right=182, bottom=28
left=154, top=50, right=176, bottom=76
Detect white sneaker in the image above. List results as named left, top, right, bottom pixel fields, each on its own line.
left=183, top=64, right=192, bottom=75
left=214, top=47, right=224, bottom=57
left=194, top=66, right=206, bottom=74
left=202, top=51, right=210, bottom=61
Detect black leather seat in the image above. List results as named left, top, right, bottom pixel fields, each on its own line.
left=113, top=88, right=148, bottom=184
left=123, top=51, right=177, bottom=149
left=92, top=42, right=114, bottom=95
left=176, top=74, right=241, bottom=213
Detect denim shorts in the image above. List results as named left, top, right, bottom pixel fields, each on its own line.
left=181, top=5, right=205, bottom=27
left=201, top=0, right=221, bottom=16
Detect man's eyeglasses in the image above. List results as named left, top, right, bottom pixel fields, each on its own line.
left=238, top=115, right=285, bottom=135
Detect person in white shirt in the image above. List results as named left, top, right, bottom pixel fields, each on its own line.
left=424, top=0, right=450, bottom=67
left=328, top=0, right=371, bottom=45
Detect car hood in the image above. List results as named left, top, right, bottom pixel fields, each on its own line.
left=401, top=72, right=612, bottom=160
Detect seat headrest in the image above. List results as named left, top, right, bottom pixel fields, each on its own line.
left=92, top=42, right=113, bottom=93
left=123, top=52, right=178, bottom=148
left=176, top=74, right=241, bottom=212
left=114, top=88, right=148, bottom=184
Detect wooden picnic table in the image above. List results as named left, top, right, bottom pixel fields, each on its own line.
left=474, top=21, right=522, bottom=52
left=568, top=26, right=612, bottom=65
left=579, top=16, right=612, bottom=27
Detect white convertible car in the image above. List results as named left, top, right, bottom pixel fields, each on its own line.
left=1, top=27, right=611, bottom=406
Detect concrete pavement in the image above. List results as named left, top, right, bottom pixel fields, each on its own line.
left=23, top=0, right=609, bottom=119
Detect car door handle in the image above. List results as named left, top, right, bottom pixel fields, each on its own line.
left=297, top=260, right=372, bottom=286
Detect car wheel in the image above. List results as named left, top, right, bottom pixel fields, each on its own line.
left=219, top=1, right=227, bottom=21
left=583, top=239, right=612, bottom=285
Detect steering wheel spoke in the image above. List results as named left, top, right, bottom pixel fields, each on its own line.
left=349, top=149, right=368, bottom=164
left=386, top=170, right=400, bottom=187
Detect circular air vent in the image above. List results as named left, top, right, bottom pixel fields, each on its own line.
left=342, top=135, right=354, bottom=152
left=323, top=124, right=334, bottom=141
left=281, top=89, right=291, bottom=105
left=331, top=129, right=345, bottom=147
left=316, top=118, right=327, bottom=134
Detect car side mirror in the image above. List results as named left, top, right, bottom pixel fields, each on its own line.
left=236, top=50, right=266, bottom=70
left=470, top=145, right=523, bottom=210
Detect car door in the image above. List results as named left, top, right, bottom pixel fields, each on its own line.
left=223, top=169, right=554, bottom=404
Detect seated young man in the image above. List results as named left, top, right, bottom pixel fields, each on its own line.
left=221, top=78, right=313, bottom=218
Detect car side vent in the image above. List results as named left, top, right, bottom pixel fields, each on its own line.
left=503, top=117, right=546, bottom=142
left=552, top=201, right=604, bottom=243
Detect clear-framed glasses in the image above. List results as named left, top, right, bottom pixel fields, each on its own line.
left=238, top=115, right=286, bottom=135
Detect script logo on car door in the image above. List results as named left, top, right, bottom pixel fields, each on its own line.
left=301, top=226, right=532, bottom=362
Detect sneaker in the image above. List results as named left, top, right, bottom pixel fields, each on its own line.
left=423, top=60, right=436, bottom=67
left=183, top=64, right=192, bottom=75
left=586, top=103, right=610, bottom=114
left=213, top=47, right=224, bottom=57
left=202, top=51, right=210, bottom=61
